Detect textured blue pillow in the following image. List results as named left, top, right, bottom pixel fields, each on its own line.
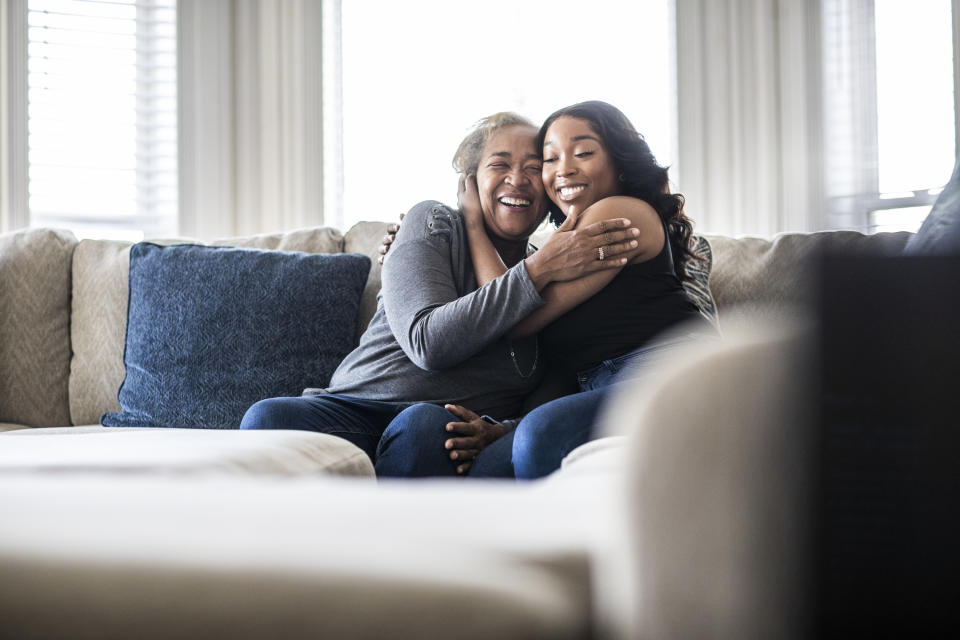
left=102, top=243, right=370, bottom=429
left=903, top=161, right=960, bottom=255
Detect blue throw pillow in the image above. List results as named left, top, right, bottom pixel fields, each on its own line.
left=903, top=161, right=960, bottom=255
left=101, top=243, right=370, bottom=429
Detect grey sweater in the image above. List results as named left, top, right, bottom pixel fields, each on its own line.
left=322, top=201, right=545, bottom=419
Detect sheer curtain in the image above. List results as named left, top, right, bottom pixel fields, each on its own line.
left=676, top=0, right=958, bottom=238
left=178, top=0, right=324, bottom=240
left=822, top=0, right=956, bottom=233
left=675, top=0, right=824, bottom=237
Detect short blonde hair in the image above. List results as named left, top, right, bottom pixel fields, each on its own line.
left=451, top=112, right=536, bottom=175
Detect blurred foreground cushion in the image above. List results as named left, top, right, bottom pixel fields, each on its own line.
left=101, top=243, right=369, bottom=429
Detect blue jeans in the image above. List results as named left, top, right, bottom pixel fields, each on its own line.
left=375, top=403, right=516, bottom=478
left=239, top=394, right=406, bottom=461
left=513, top=335, right=699, bottom=479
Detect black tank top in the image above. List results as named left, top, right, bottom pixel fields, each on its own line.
left=540, top=225, right=707, bottom=375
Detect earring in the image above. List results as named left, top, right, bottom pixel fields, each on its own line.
left=618, top=173, right=626, bottom=182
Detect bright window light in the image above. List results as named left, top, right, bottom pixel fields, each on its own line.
left=875, top=0, right=955, bottom=195
left=334, top=0, right=674, bottom=228
left=26, top=0, right=177, bottom=240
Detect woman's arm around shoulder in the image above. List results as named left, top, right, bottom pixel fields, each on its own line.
left=508, top=196, right=663, bottom=337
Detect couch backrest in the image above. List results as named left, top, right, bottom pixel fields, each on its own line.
left=0, top=228, right=78, bottom=428
left=68, top=227, right=346, bottom=427
left=1, top=222, right=917, bottom=429
left=706, top=230, right=913, bottom=322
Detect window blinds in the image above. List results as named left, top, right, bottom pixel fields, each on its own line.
left=26, top=0, right=177, bottom=239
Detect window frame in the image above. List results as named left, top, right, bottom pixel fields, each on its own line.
left=825, top=0, right=960, bottom=232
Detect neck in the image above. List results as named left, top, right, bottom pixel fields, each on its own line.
left=489, top=234, right=527, bottom=267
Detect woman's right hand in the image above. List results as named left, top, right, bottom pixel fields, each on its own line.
left=457, top=173, right=484, bottom=230
left=524, top=216, right=641, bottom=289
left=377, top=212, right=404, bottom=265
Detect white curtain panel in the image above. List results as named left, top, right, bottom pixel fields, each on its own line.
left=178, top=0, right=325, bottom=239
left=675, top=0, right=825, bottom=237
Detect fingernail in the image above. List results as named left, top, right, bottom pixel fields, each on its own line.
left=622, top=219, right=630, bottom=226
left=445, top=441, right=452, bottom=449
left=631, top=228, right=640, bottom=236
left=630, top=240, right=638, bottom=247
left=451, top=452, right=458, bottom=459
left=620, top=258, right=628, bottom=264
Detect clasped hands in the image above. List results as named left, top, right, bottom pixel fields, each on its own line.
left=443, top=403, right=506, bottom=475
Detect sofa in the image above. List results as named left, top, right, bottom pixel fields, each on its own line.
left=0, top=222, right=913, bottom=638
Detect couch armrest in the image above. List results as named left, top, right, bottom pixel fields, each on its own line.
left=595, top=323, right=813, bottom=640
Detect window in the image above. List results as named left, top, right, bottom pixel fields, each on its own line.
left=26, top=0, right=177, bottom=240
left=822, top=0, right=957, bottom=233
left=322, top=0, right=674, bottom=231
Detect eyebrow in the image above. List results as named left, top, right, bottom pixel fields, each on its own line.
left=487, top=151, right=542, bottom=161
left=543, top=134, right=601, bottom=147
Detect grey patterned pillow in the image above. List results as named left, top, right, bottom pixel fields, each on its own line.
left=682, top=235, right=719, bottom=329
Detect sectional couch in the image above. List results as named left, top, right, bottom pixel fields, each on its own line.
left=0, top=222, right=912, bottom=638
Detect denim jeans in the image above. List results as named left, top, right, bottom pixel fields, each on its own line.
left=239, top=394, right=406, bottom=461
left=512, top=335, right=703, bottom=480
left=375, top=403, right=516, bottom=478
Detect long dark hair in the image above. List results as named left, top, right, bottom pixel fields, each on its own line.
left=537, top=101, right=697, bottom=280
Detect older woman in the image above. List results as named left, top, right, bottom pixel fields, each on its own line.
left=239, top=112, right=638, bottom=468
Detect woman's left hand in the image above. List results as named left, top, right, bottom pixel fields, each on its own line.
left=457, top=174, right=484, bottom=230
left=443, top=404, right=506, bottom=475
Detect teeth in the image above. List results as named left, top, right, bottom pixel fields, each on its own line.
left=499, top=196, right=531, bottom=207
left=559, top=185, right=586, bottom=197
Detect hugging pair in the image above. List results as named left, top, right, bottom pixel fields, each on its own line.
left=241, top=101, right=713, bottom=479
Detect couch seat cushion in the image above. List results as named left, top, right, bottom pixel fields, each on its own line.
left=101, top=243, right=370, bottom=429
left=0, top=470, right=616, bottom=639
left=0, top=428, right=373, bottom=477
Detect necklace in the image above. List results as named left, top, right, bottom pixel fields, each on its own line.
left=508, top=339, right=539, bottom=379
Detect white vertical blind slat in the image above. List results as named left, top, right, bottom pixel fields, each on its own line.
left=27, top=0, right=177, bottom=238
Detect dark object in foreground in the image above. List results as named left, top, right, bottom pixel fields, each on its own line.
left=814, top=252, right=960, bottom=638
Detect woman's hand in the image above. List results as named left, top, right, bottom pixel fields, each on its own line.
left=524, top=216, right=641, bottom=290
left=443, top=404, right=507, bottom=475
left=457, top=173, right=484, bottom=230
left=377, top=212, right=404, bottom=265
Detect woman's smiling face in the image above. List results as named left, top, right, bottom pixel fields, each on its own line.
left=541, top=116, right=620, bottom=216
left=475, top=124, right=548, bottom=241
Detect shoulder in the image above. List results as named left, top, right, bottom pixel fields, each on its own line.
left=577, top=196, right=664, bottom=260
left=402, top=200, right=460, bottom=229
left=577, top=196, right=659, bottom=228
left=397, top=201, right=464, bottom=245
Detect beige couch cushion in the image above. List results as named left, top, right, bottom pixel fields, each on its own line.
left=0, top=228, right=77, bottom=427
left=593, top=322, right=812, bottom=639
left=706, top=230, right=912, bottom=319
left=69, top=227, right=345, bottom=426
left=343, top=221, right=391, bottom=338
left=0, top=427, right=374, bottom=477
left=0, top=471, right=608, bottom=639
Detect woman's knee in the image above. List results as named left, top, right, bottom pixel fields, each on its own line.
left=239, top=397, right=308, bottom=430
left=375, top=403, right=456, bottom=477
left=379, top=404, right=452, bottom=452
left=512, top=399, right=594, bottom=480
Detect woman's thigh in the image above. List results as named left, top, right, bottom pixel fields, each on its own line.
left=512, top=387, right=608, bottom=480
left=240, top=394, right=402, bottom=461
